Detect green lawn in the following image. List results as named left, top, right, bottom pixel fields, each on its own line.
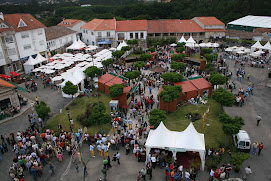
left=127, top=53, right=141, bottom=58
left=165, top=99, right=225, bottom=150
left=190, top=54, right=207, bottom=61
left=46, top=92, right=112, bottom=135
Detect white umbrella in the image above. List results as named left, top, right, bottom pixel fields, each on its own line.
left=255, top=50, right=265, bottom=54
left=109, top=47, right=117, bottom=51
left=52, top=76, right=63, bottom=82
left=47, top=62, right=57, bottom=66
left=225, top=48, right=233, bottom=52
left=170, top=43, right=177, bottom=47
left=44, top=69, right=55, bottom=74
left=62, top=53, right=74, bottom=57
left=206, top=42, right=213, bottom=47
left=194, top=44, right=200, bottom=48
left=32, top=68, right=42, bottom=72
left=55, top=65, right=66, bottom=70
left=236, top=51, right=245, bottom=54
left=199, top=43, right=206, bottom=47
left=213, top=43, right=219, bottom=48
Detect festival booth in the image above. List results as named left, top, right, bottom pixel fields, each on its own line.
left=104, top=77, right=125, bottom=95
left=149, top=51, right=157, bottom=61
left=145, top=122, right=206, bottom=171
left=66, top=40, right=86, bottom=51
left=178, top=36, right=187, bottom=44
left=116, top=41, right=128, bottom=51
left=185, top=37, right=196, bottom=48
left=251, top=41, right=263, bottom=51
left=190, top=78, right=212, bottom=98
left=98, top=73, right=116, bottom=92
left=184, top=57, right=207, bottom=70
left=110, top=100, right=119, bottom=112
left=24, top=55, right=46, bottom=74
left=158, top=88, right=177, bottom=112
left=174, top=80, right=198, bottom=102
left=263, top=41, right=271, bottom=53
left=112, top=86, right=133, bottom=108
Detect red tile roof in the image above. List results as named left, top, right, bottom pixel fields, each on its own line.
left=116, top=20, right=148, bottom=32
left=174, top=80, right=197, bottom=93
left=190, top=78, right=212, bottom=90
left=105, top=77, right=123, bottom=86
left=98, top=73, right=115, bottom=84
left=3, top=13, right=45, bottom=32
left=58, top=19, right=83, bottom=27
left=204, top=29, right=225, bottom=32
left=81, top=18, right=116, bottom=31
left=0, top=19, right=14, bottom=33
left=194, top=17, right=225, bottom=26
left=123, top=86, right=132, bottom=94
left=147, top=19, right=204, bottom=33
left=0, top=78, right=16, bottom=88
left=255, top=28, right=271, bottom=33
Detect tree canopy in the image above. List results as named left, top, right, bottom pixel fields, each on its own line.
left=124, top=70, right=141, bottom=80
left=147, top=47, right=156, bottom=53
left=134, top=61, right=146, bottom=69
left=160, top=85, right=182, bottom=103
left=171, top=61, right=186, bottom=71
left=212, top=87, right=234, bottom=107
left=127, top=39, right=138, bottom=45
left=101, top=58, right=114, bottom=68
left=172, top=53, right=185, bottom=61
left=209, top=73, right=227, bottom=86
left=139, top=53, right=152, bottom=61
left=203, top=48, right=213, bottom=54
left=84, top=66, right=102, bottom=78
left=161, top=72, right=183, bottom=84
left=149, top=109, right=167, bottom=128
left=35, top=101, right=51, bottom=120
left=121, top=46, right=131, bottom=51
left=62, top=81, right=78, bottom=99
left=112, top=50, right=125, bottom=59
left=176, top=47, right=185, bottom=53
left=109, top=84, right=124, bottom=97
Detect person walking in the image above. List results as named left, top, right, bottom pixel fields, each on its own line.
left=90, top=144, right=95, bottom=157
left=49, top=162, right=55, bottom=175
left=243, top=166, right=252, bottom=180
left=141, top=167, right=147, bottom=181
left=116, top=152, right=120, bottom=164
left=147, top=164, right=153, bottom=180
left=101, top=167, right=107, bottom=181
left=258, top=142, right=264, bottom=155
left=252, top=142, right=258, bottom=155
left=225, top=164, right=232, bottom=179
left=103, top=157, right=108, bottom=170
left=256, top=115, right=262, bottom=126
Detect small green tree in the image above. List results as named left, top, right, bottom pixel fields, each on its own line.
left=231, top=153, right=250, bottom=172
left=176, top=47, right=185, bottom=53
left=127, top=39, right=138, bottom=45
left=171, top=61, right=186, bottom=71
left=62, top=81, right=78, bottom=100
left=112, top=50, right=125, bottom=62
left=36, top=101, right=51, bottom=120
left=121, top=46, right=131, bottom=51
left=204, top=63, right=215, bottom=72
left=149, top=109, right=167, bottom=128
left=101, top=58, right=114, bottom=72
left=172, top=53, right=185, bottom=61
left=124, top=70, right=141, bottom=81
left=212, top=87, right=234, bottom=109
left=109, top=84, right=124, bottom=97
left=84, top=66, right=102, bottom=79
left=209, top=73, right=227, bottom=87
left=134, top=61, right=146, bottom=70
left=203, top=48, right=213, bottom=54
left=177, top=42, right=185, bottom=47
left=147, top=47, right=156, bottom=53
left=139, top=53, right=151, bottom=61
left=159, top=85, right=182, bottom=113
left=161, top=72, right=183, bottom=84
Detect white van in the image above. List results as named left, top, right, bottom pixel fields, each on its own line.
left=233, top=130, right=251, bottom=151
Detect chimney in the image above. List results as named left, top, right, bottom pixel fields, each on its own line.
left=0, top=12, right=4, bottom=20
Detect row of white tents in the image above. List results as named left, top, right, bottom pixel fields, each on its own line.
left=174, top=36, right=219, bottom=48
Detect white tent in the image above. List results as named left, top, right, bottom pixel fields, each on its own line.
left=109, top=47, right=117, bottom=52
left=178, top=36, right=187, bottom=43
left=263, top=41, right=271, bottom=51
left=170, top=43, right=177, bottom=47
left=24, top=56, right=42, bottom=74
left=206, top=42, right=213, bottom=48
left=225, top=47, right=233, bottom=52
left=213, top=43, right=219, bottom=48
left=116, top=41, right=128, bottom=51
left=145, top=122, right=206, bottom=171
left=199, top=43, right=206, bottom=48
left=186, top=37, right=196, bottom=48
left=35, top=53, right=47, bottom=63
left=66, top=40, right=86, bottom=50
left=251, top=41, right=263, bottom=50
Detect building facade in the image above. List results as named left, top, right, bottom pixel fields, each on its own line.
left=0, top=13, right=47, bottom=74
left=58, top=19, right=86, bottom=39
left=81, top=17, right=225, bottom=48
left=45, top=26, right=77, bottom=54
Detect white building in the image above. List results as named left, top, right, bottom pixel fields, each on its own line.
left=58, top=19, right=86, bottom=37
left=3, top=13, right=47, bottom=65
left=45, top=26, right=77, bottom=54
left=81, top=18, right=117, bottom=48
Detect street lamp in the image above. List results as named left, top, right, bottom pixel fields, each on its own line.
left=66, top=107, right=72, bottom=130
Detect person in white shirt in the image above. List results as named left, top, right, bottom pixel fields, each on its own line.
left=185, top=170, right=190, bottom=179
left=243, top=166, right=252, bottom=180
left=151, top=155, right=157, bottom=169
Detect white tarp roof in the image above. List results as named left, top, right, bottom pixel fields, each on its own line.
left=66, top=40, right=86, bottom=50
left=35, top=53, right=47, bottom=63
left=228, top=15, right=271, bottom=29
left=186, top=36, right=196, bottom=44
left=263, top=41, right=271, bottom=50
left=24, top=56, right=40, bottom=66
left=116, top=41, right=128, bottom=51
left=251, top=41, right=263, bottom=49
left=178, top=36, right=186, bottom=43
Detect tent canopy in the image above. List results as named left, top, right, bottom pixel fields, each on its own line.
left=251, top=41, right=263, bottom=50
left=24, top=56, right=40, bottom=66
left=178, top=36, right=186, bottom=43
left=116, top=41, right=128, bottom=51
left=66, top=40, right=86, bottom=50
left=35, top=53, right=47, bottom=63
left=263, top=41, right=271, bottom=50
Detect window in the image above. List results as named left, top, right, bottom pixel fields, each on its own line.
left=141, top=32, right=144, bottom=39
left=0, top=22, right=8, bottom=29
left=239, top=141, right=245, bottom=147
left=200, top=32, right=205, bottom=36
left=135, top=33, right=138, bottom=39
left=5, top=36, right=14, bottom=43
left=91, top=31, right=94, bottom=35
left=38, top=30, right=43, bottom=35
left=39, top=40, right=44, bottom=46
left=98, top=32, right=101, bottom=38
left=21, top=32, right=29, bottom=39
left=130, top=33, right=133, bottom=39
left=118, top=33, right=124, bottom=40
left=7, top=48, right=16, bottom=56
left=107, top=32, right=110, bottom=37
left=0, top=52, right=3, bottom=58
left=24, top=44, right=31, bottom=50
left=246, top=142, right=250, bottom=147
left=18, top=19, right=27, bottom=28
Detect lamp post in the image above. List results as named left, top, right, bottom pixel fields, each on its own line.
left=93, top=75, right=100, bottom=131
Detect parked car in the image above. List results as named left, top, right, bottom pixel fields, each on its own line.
left=233, top=130, right=251, bottom=151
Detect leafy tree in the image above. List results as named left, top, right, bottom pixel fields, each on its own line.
left=134, top=61, right=146, bottom=70
left=121, top=46, right=131, bottom=51
left=177, top=42, right=186, bottom=47
left=102, top=58, right=114, bottom=71
left=112, top=50, right=125, bottom=59
left=147, top=47, right=156, bottom=53
left=203, top=48, right=213, bottom=54
left=109, top=84, right=124, bottom=97
left=204, top=63, right=215, bottom=72
left=209, top=73, right=227, bottom=86
left=204, top=53, right=218, bottom=63
left=62, top=81, right=78, bottom=100
left=172, top=53, right=185, bottom=61
left=35, top=101, right=51, bottom=120
left=231, top=153, right=250, bottom=172
left=159, top=85, right=182, bottom=113
left=84, top=66, right=102, bottom=79
left=171, top=61, right=186, bottom=71
left=212, top=87, right=234, bottom=109
left=139, top=53, right=152, bottom=61
left=127, top=40, right=138, bottom=45
left=149, top=109, right=167, bottom=128
left=161, top=72, right=183, bottom=84
left=176, top=47, right=185, bottom=53
left=92, top=103, right=106, bottom=114
left=124, top=70, right=141, bottom=80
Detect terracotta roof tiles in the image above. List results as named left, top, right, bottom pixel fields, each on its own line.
left=81, top=18, right=116, bottom=31
left=194, top=17, right=225, bottom=26
left=58, top=19, right=83, bottom=27
left=0, top=78, right=16, bottom=88
left=116, top=20, right=148, bottom=32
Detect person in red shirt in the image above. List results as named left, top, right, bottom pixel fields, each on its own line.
left=258, top=142, right=264, bottom=155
